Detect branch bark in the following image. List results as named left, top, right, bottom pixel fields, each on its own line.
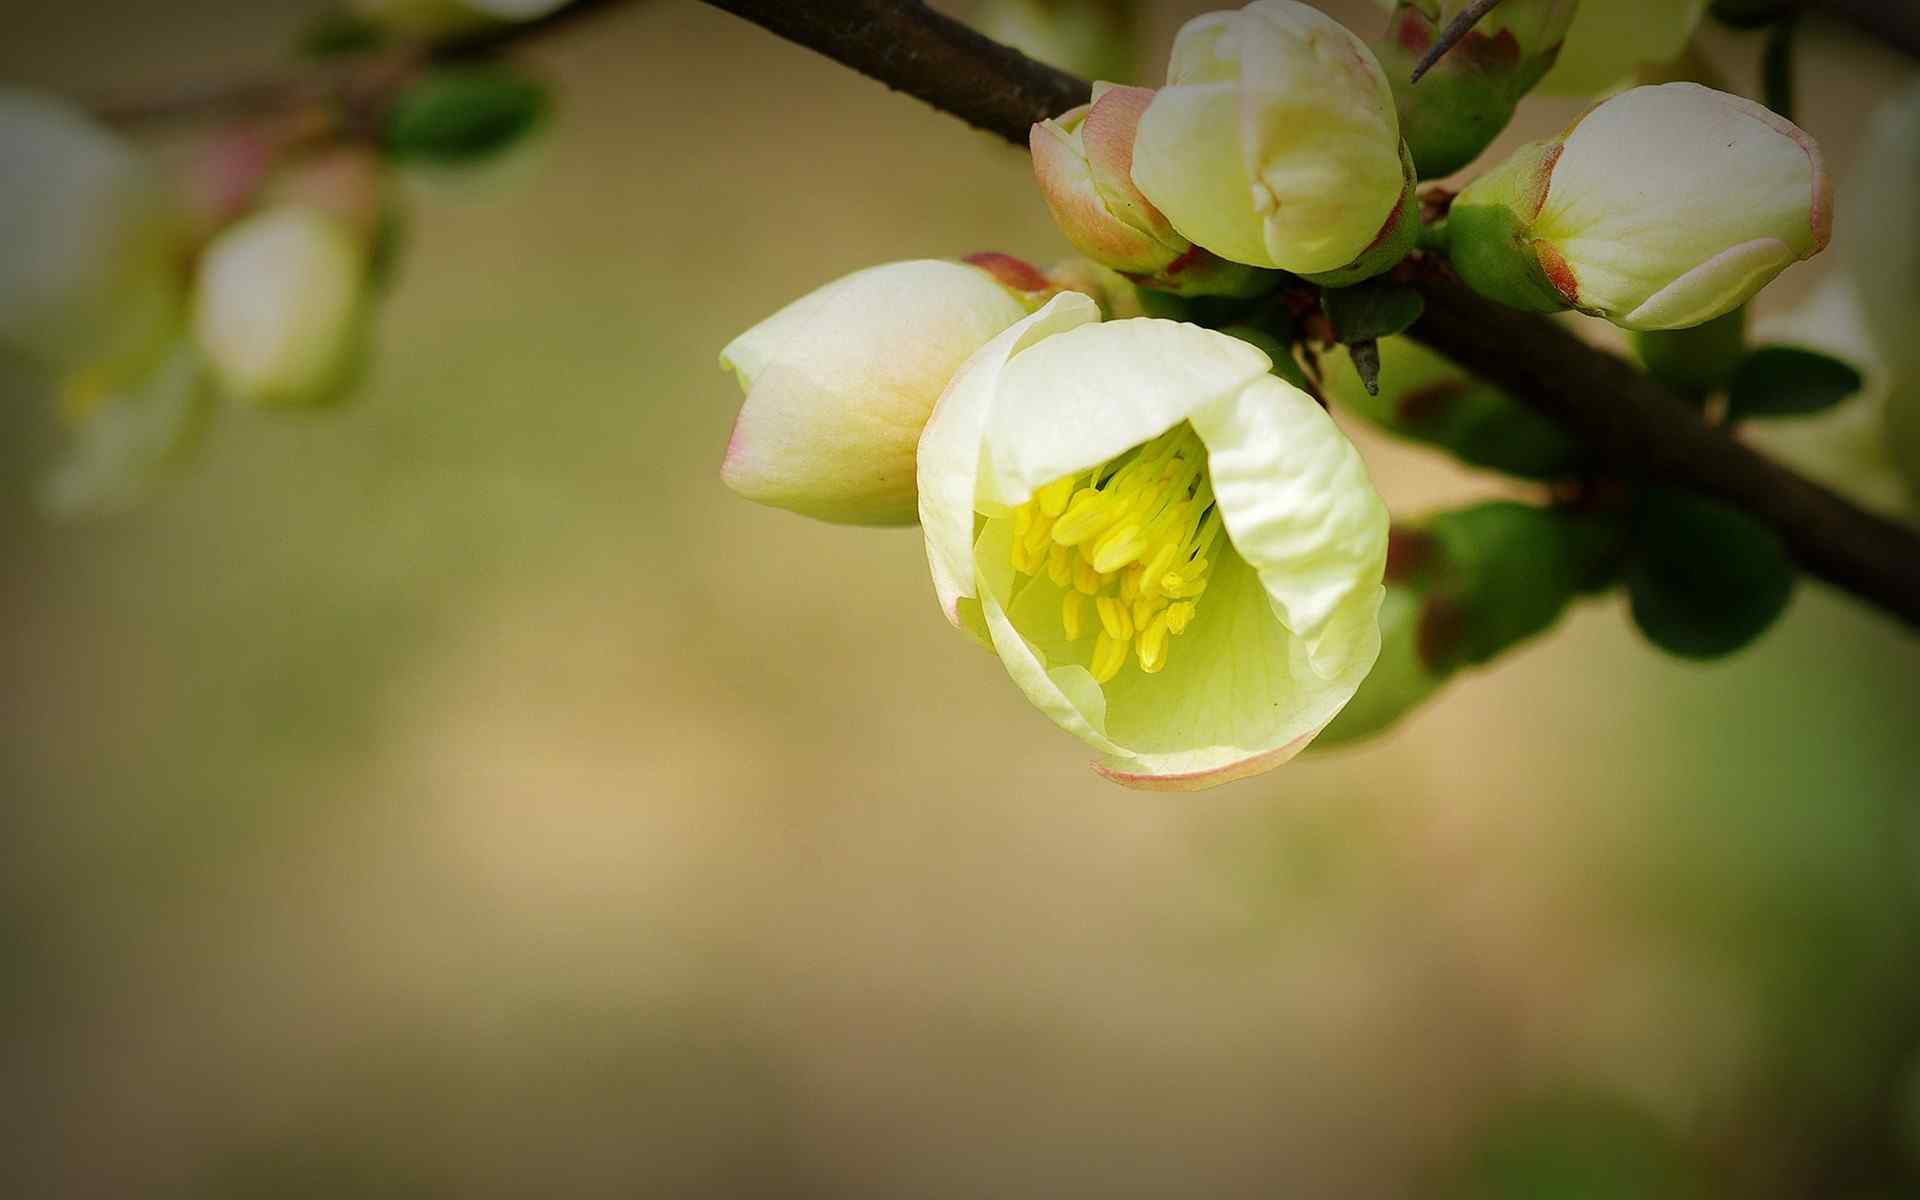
left=699, top=0, right=1920, bottom=632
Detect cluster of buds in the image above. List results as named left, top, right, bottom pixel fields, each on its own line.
left=0, top=88, right=401, bottom=514
left=1443, top=83, right=1831, bottom=331
left=1034, top=0, right=1419, bottom=290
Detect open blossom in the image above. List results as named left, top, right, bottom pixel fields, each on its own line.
left=0, top=89, right=184, bottom=386
left=1446, top=83, right=1831, bottom=331
left=918, top=291, right=1388, bottom=790
left=1130, top=1, right=1416, bottom=282
left=720, top=258, right=1037, bottom=525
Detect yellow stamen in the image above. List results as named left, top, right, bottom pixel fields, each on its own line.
left=1137, top=612, right=1171, bottom=674
left=1006, top=423, right=1225, bottom=685
left=1062, top=590, right=1087, bottom=640
left=1091, top=630, right=1129, bottom=684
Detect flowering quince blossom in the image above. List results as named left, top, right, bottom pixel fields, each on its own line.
left=720, top=258, right=1038, bottom=525
left=1130, top=0, right=1418, bottom=283
left=917, top=291, right=1389, bottom=790
left=1446, top=83, right=1831, bottom=332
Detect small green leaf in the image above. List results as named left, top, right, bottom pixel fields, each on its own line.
left=384, top=68, right=551, bottom=165
left=1727, top=345, right=1864, bottom=419
left=1631, top=307, right=1747, bottom=402
left=1627, top=488, right=1794, bottom=660
left=1321, top=279, right=1424, bottom=345
left=1423, top=502, right=1589, bottom=669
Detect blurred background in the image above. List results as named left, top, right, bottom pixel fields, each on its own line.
left=3, top=1, right=1918, bottom=1195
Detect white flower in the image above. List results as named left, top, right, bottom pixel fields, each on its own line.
left=917, top=292, right=1389, bottom=789
left=1130, top=1, right=1415, bottom=280
left=1447, top=83, right=1831, bottom=331
left=719, top=259, right=1036, bottom=526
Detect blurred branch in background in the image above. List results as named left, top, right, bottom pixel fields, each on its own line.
left=91, top=0, right=637, bottom=130
left=696, top=0, right=1920, bottom=633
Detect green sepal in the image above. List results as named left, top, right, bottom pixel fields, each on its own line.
left=1444, top=140, right=1572, bottom=314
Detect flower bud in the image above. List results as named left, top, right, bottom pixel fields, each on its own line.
left=1539, top=0, right=1707, bottom=96
left=0, top=89, right=184, bottom=384
left=192, top=207, right=369, bottom=409
left=1371, top=0, right=1577, bottom=177
left=719, top=259, right=1035, bottom=525
left=1031, top=85, right=1271, bottom=297
left=265, top=147, right=389, bottom=249
left=1445, top=84, right=1831, bottom=331
left=1131, top=1, right=1416, bottom=282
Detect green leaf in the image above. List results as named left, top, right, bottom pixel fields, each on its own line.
left=1627, top=488, right=1794, bottom=660
left=384, top=68, right=551, bottom=165
left=1321, top=279, right=1424, bottom=345
left=1727, top=345, right=1864, bottom=419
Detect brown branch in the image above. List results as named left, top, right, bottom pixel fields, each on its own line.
left=1809, top=0, right=1920, bottom=60
left=1410, top=0, right=1507, bottom=83
left=92, top=0, right=637, bottom=130
left=699, top=0, right=1920, bottom=631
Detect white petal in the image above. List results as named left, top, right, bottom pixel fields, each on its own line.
left=976, top=318, right=1272, bottom=509
left=917, top=291, right=1100, bottom=626
left=1133, top=81, right=1278, bottom=269
left=1189, top=374, right=1390, bottom=664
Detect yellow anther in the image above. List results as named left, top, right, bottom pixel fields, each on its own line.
left=1038, top=476, right=1078, bottom=517
left=1090, top=524, right=1149, bottom=574
left=1046, top=542, right=1074, bottom=587
left=1013, top=502, right=1036, bottom=539
left=1023, top=510, right=1057, bottom=556
left=1011, top=537, right=1039, bottom=575
left=1051, top=491, right=1112, bottom=546
left=1164, top=574, right=1209, bottom=600
left=1166, top=601, right=1196, bottom=635
left=1137, top=612, right=1171, bottom=674
left=1119, top=564, right=1144, bottom=602
left=1132, top=594, right=1166, bottom=632
left=1073, top=556, right=1103, bottom=595
left=1091, top=630, right=1129, bottom=684
left=1062, top=590, right=1087, bottom=640
left=1096, top=596, right=1134, bottom=641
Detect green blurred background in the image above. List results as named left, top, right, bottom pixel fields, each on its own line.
left=3, top=2, right=1918, bottom=1195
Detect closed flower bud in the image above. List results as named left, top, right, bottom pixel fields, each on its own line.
left=1539, top=0, right=1707, bottom=96
left=1446, top=83, right=1831, bottom=331
left=192, top=206, right=369, bottom=409
left=1131, top=1, right=1417, bottom=282
left=1031, top=85, right=1270, bottom=297
left=0, top=89, right=184, bottom=384
left=1371, top=0, right=1578, bottom=177
left=719, top=259, right=1036, bottom=525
